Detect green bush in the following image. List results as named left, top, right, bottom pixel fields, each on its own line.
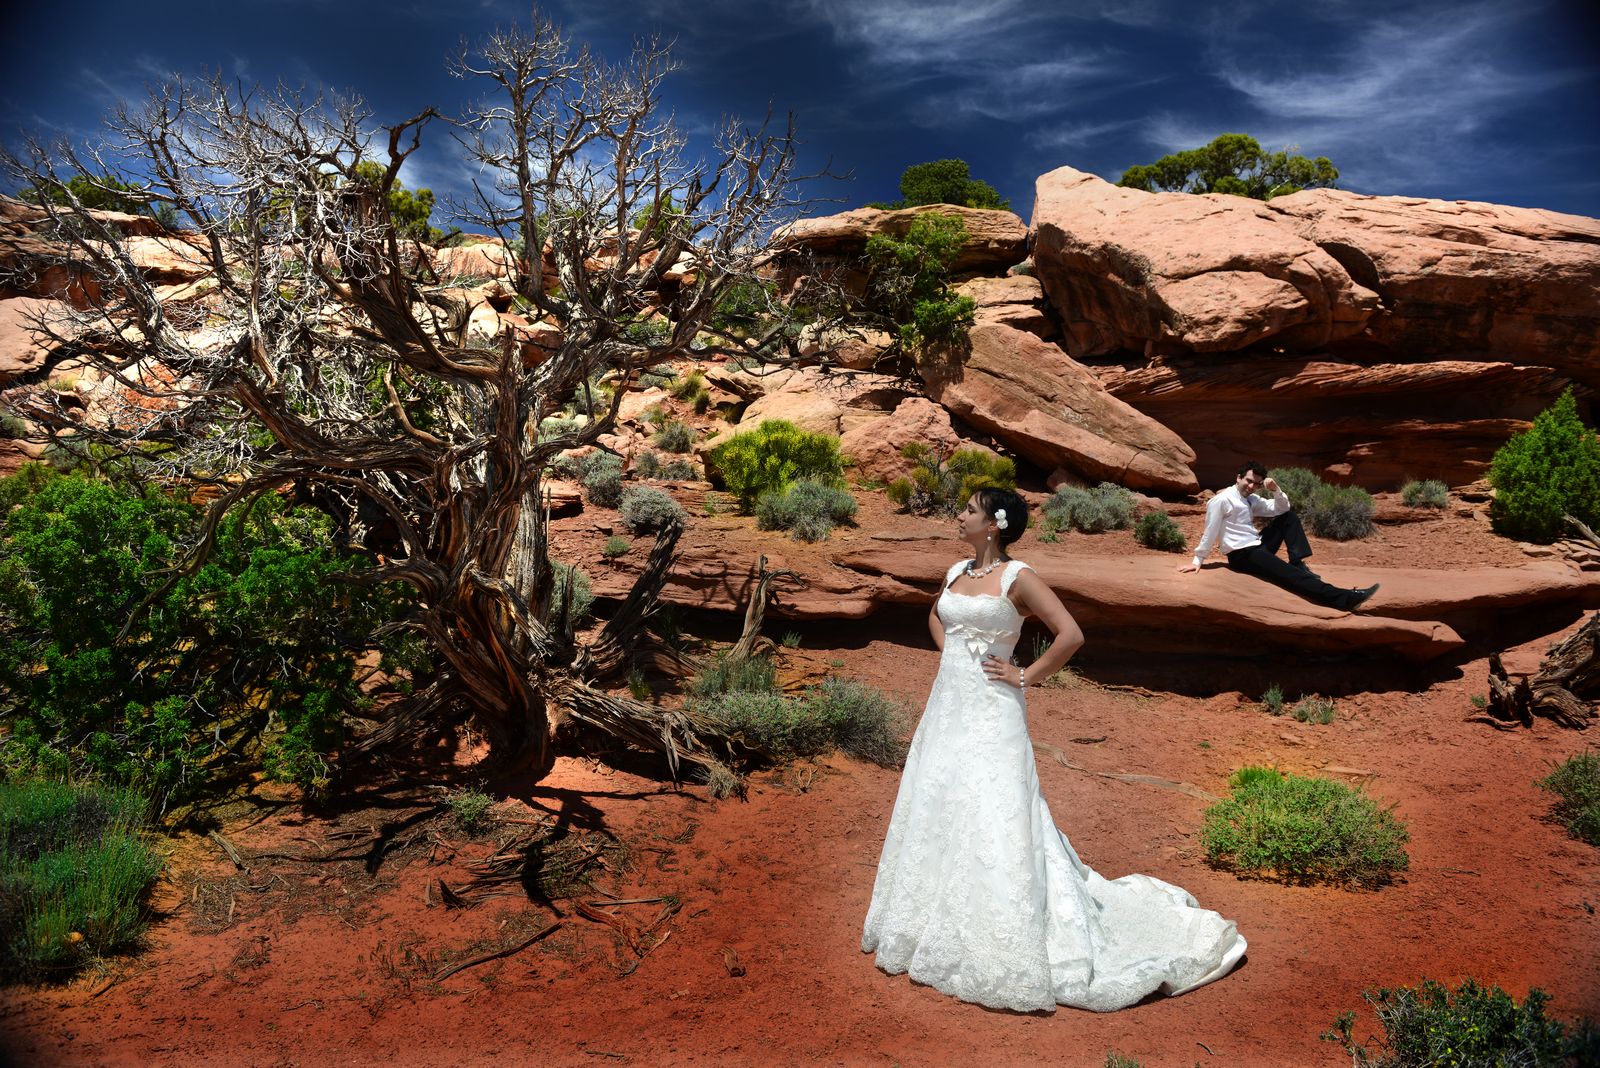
left=0, top=468, right=412, bottom=804
left=448, top=789, right=495, bottom=834
left=654, top=421, right=693, bottom=453
left=603, top=536, right=631, bottom=559
left=755, top=479, right=858, bottom=542
left=1041, top=482, right=1135, bottom=534
left=0, top=409, right=27, bottom=439
left=618, top=486, right=684, bottom=533
left=1270, top=466, right=1325, bottom=507
left=635, top=450, right=661, bottom=479
left=708, top=420, right=844, bottom=510
left=1290, top=695, right=1338, bottom=725
left=1400, top=479, right=1449, bottom=509
left=1, top=779, right=162, bottom=984
left=1202, top=767, right=1410, bottom=886
left=864, top=212, right=977, bottom=353
left=1270, top=468, right=1375, bottom=540
left=1133, top=511, right=1186, bottom=552
left=578, top=451, right=624, bottom=507
left=1489, top=388, right=1600, bottom=542
left=1537, top=749, right=1600, bottom=846
left=661, top=459, right=697, bottom=480
left=695, top=673, right=906, bottom=767
left=688, top=653, right=779, bottom=699
left=1307, top=484, right=1376, bottom=541
left=1260, top=684, right=1286, bottom=716
left=884, top=445, right=1015, bottom=516
left=549, top=561, right=594, bottom=626
left=1324, top=978, right=1597, bottom=1067
left=872, top=159, right=1009, bottom=211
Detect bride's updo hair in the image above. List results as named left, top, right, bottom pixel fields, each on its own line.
left=976, top=487, right=1028, bottom=548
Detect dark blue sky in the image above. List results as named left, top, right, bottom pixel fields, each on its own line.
left=4, top=0, right=1598, bottom=222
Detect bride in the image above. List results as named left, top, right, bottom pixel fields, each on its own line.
left=861, top=488, right=1247, bottom=1013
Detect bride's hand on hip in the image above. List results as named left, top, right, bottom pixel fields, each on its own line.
left=982, top=654, right=1021, bottom=688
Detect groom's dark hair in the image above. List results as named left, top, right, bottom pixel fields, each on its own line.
left=1236, top=460, right=1268, bottom=479
left=976, top=487, right=1028, bottom=548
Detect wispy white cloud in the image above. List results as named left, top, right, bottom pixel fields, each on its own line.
left=1190, top=3, right=1590, bottom=193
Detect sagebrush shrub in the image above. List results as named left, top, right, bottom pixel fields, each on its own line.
left=1400, top=478, right=1449, bottom=509
left=635, top=450, right=661, bottom=479
left=1290, top=695, right=1337, bottom=725
left=1041, top=482, right=1135, bottom=534
left=884, top=445, right=1015, bottom=516
left=1270, top=466, right=1324, bottom=506
left=578, top=451, right=624, bottom=507
left=1260, top=684, right=1286, bottom=716
left=1306, top=484, right=1376, bottom=540
left=688, top=653, right=778, bottom=698
left=708, top=420, right=844, bottom=509
left=602, top=536, right=631, bottom=559
left=1133, top=511, right=1186, bottom=552
left=619, top=485, right=684, bottom=533
left=805, top=675, right=908, bottom=768
left=636, top=361, right=676, bottom=387
left=661, top=459, right=697, bottom=480
left=549, top=561, right=594, bottom=626
left=1537, top=749, right=1600, bottom=846
left=1489, top=388, right=1600, bottom=542
left=1324, top=979, right=1597, bottom=1068
left=755, top=479, right=857, bottom=542
left=694, top=671, right=906, bottom=767
left=654, top=421, right=693, bottom=453
left=1201, top=767, right=1410, bottom=885
left=0, top=779, right=162, bottom=984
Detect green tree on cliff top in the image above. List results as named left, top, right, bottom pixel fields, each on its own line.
left=872, top=158, right=1008, bottom=211
left=1118, top=133, right=1338, bottom=200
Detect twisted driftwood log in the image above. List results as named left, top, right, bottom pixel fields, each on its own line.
left=1486, top=611, right=1599, bottom=729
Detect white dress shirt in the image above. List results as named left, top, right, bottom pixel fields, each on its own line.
left=1191, top=485, right=1292, bottom=568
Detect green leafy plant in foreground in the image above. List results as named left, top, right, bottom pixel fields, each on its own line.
left=0, top=779, right=163, bottom=984
left=1202, top=766, right=1409, bottom=886
left=0, top=466, right=414, bottom=806
left=1537, top=749, right=1600, bottom=846
left=1323, top=978, right=1598, bottom=1067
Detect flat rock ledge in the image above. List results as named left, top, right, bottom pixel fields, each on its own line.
left=592, top=542, right=1600, bottom=663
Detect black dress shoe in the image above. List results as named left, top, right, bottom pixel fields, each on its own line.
left=1294, top=560, right=1323, bottom=581
left=1347, top=583, right=1380, bottom=610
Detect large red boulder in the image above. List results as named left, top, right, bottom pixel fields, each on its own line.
left=923, top=322, right=1198, bottom=494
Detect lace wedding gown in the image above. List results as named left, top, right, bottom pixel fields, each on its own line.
left=861, top=560, right=1247, bottom=1013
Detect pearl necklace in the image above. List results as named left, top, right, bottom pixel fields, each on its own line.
left=965, top=557, right=1006, bottom=579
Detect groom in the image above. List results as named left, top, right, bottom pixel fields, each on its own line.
left=1177, top=461, right=1379, bottom=611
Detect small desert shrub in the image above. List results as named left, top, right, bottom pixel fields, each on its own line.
left=696, top=760, right=744, bottom=800
left=549, top=561, right=594, bottom=626
left=689, top=653, right=779, bottom=698
left=1133, top=511, right=1186, bottom=552
left=781, top=630, right=802, bottom=648
left=0, top=409, right=27, bottom=439
left=1103, top=1055, right=1142, bottom=1068
left=1271, top=468, right=1375, bottom=540
left=602, top=536, right=631, bottom=559
left=626, top=669, right=651, bottom=701
left=578, top=451, right=624, bottom=507
left=1537, top=749, right=1600, bottom=846
left=669, top=371, right=710, bottom=414
left=1, top=779, right=162, bottom=984
left=1323, top=978, right=1598, bottom=1068
left=1261, top=684, right=1286, bottom=716
left=619, top=486, right=684, bottom=533
left=448, top=789, right=494, bottom=834
left=1201, top=767, right=1410, bottom=886
left=635, top=450, right=661, bottom=479
left=1041, top=482, right=1135, bottom=534
left=709, top=420, right=845, bottom=509
left=537, top=415, right=584, bottom=442
left=1290, top=695, right=1338, bottom=725
left=1270, top=466, right=1324, bottom=505
left=1400, top=478, right=1449, bottom=509
left=805, top=675, right=908, bottom=768
left=755, top=479, right=857, bottom=542
left=660, top=459, right=697, bottom=480
left=1307, top=484, right=1376, bottom=541
left=654, top=421, right=693, bottom=453
left=1489, top=387, right=1600, bottom=543
left=636, top=361, right=676, bottom=387
left=883, top=445, right=1016, bottom=516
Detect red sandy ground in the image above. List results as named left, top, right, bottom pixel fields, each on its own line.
left=2, top=501, right=1598, bottom=1067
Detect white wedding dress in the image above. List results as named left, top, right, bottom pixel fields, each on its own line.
left=861, top=560, right=1247, bottom=1013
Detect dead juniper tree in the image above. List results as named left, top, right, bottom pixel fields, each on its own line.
left=0, top=13, right=823, bottom=782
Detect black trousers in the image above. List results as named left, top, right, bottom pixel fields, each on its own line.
left=1227, top=512, right=1359, bottom=609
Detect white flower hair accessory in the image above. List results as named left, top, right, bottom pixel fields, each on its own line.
left=993, top=508, right=1009, bottom=530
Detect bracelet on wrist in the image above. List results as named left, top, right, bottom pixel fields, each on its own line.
left=1018, top=665, right=1026, bottom=689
